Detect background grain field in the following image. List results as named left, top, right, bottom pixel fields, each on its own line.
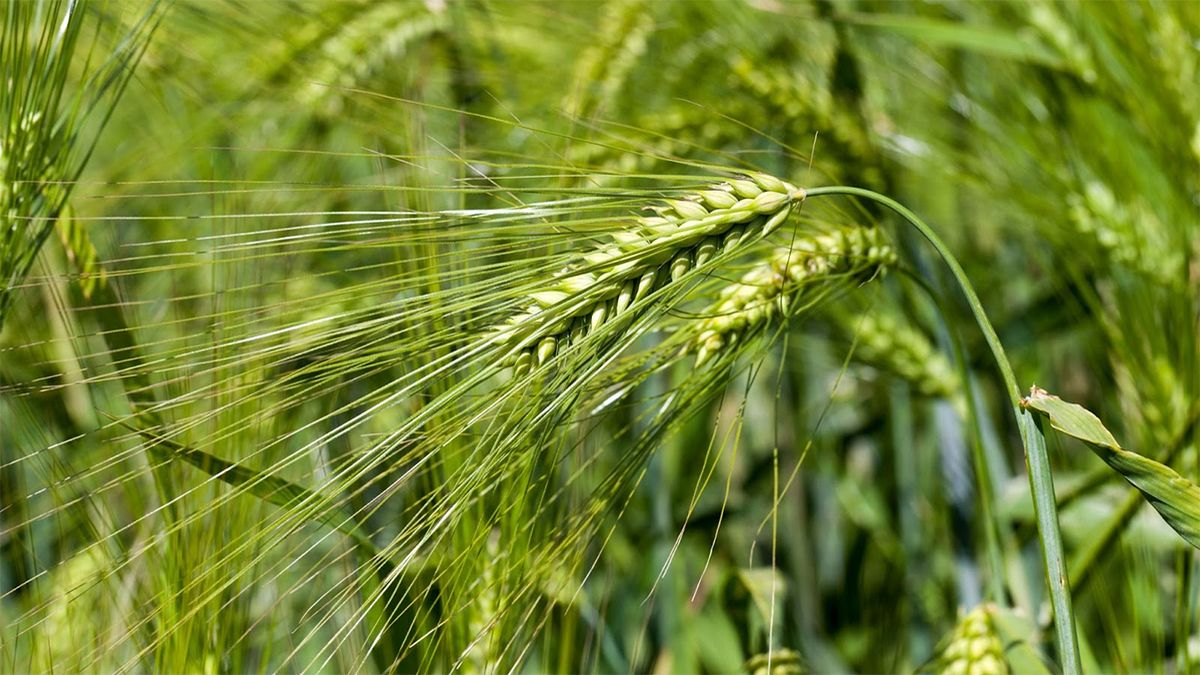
left=1, top=2, right=1197, bottom=672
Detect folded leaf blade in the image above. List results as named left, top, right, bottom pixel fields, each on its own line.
left=1022, top=387, right=1200, bottom=550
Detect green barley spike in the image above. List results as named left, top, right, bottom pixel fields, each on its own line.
left=925, top=605, right=1009, bottom=675
left=690, top=226, right=897, bottom=366
left=493, top=173, right=806, bottom=370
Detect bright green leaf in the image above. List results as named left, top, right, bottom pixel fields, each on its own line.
left=837, top=12, right=1064, bottom=67
left=1021, top=387, right=1120, bottom=450
left=1022, top=387, right=1200, bottom=551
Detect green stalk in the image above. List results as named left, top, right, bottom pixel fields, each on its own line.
left=805, top=186, right=1081, bottom=673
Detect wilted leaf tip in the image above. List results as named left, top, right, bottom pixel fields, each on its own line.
left=1019, top=384, right=1049, bottom=408
left=1018, top=385, right=1121, bottom=451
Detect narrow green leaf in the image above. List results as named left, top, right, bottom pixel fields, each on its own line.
left=123, top=421, right=380, bottom=555
left=836, top=12, right=1063, bottom=67
left=1022, top=387, right=1200, bottom=550
left=1021, top=387, right=1120, bottom=451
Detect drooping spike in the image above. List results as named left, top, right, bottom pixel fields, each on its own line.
left=495, top=172, right=810, bottom=372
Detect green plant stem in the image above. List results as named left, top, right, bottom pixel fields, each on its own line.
left=805, top=185, right=1081, bottom=674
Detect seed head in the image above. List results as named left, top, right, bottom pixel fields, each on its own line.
left=494, top=173, right=805, bottom=372
left=929, top=605, right=1010, bottom=675
left=689, top=227, right=896, bottom=366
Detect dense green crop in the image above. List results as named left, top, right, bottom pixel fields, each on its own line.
left=1, top=1, right=1197, bottom=673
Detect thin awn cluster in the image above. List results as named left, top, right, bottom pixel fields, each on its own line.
left=491, top=172, right=807, bottom=374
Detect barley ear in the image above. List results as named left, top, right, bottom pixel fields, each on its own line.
left=686, top=226, right=897, bottom=366
left=494, top=173, right=805, bottom=371
left=924, top=606, right=1009, bottom=675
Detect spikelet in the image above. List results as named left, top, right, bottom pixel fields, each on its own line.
left=688, top=227, right=896, bottom=366
left=495, top=173, right=806, bottom=374
left=927, top=605, right=1009, bottom=675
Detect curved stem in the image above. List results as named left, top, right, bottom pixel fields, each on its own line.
left=806, top=185, right=1081, bottom=673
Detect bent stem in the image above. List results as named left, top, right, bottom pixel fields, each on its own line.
left=805, top=186, right=1081, bottom=673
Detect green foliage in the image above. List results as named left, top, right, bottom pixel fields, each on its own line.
left=0, top=0, right=158, bottom=324
left=2, top=1, right=1198, bottom=673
